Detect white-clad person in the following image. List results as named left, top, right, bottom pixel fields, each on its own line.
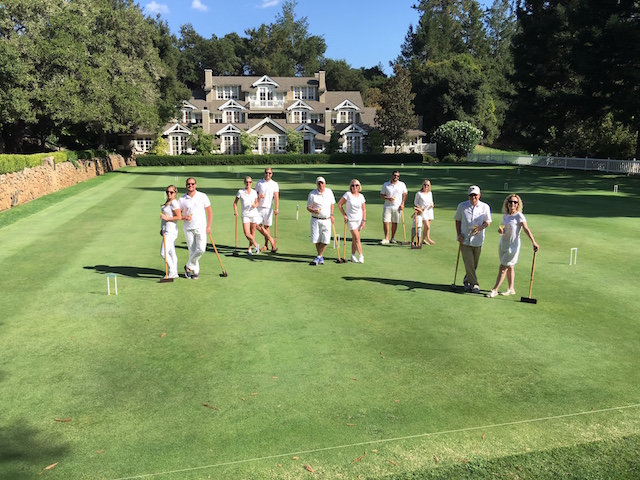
left=412, top=179, right=435, bottom=246
left=233, top=176, right=261, bottom=255
left=307, top=176, right=336, bottom=266
left=255, top=167, right=279, bottom=253
left=380, top=170, right=408, bottom=244
left=454, top=185, right=492, bottom=294
left=337, top=178, right=367, bottom=263
left=486, top=194, right=539, bottom=298
left=179, top=177, right=212, bottom=280
left=160, top=185, right=182, bottom=279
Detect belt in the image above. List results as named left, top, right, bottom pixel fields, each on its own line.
left=312, top=215, right=330, bottom=220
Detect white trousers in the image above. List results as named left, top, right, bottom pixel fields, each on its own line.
left=160, top=231, right=178, bottom=277
left=183, top=228, right=206, bottom=274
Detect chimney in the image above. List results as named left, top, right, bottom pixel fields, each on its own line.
left=324, top=108, right=332, bottom=136
left=204, top=69, right=213, bottom=91
left=317, top=70, right=326, bottom=102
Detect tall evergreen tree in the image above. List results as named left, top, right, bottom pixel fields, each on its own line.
left=375, top=64, right=418, bottom=151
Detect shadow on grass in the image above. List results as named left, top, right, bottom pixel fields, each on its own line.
left=0, top=420, right=70, bottom=479
left=174, top=243, right=315, bottom=264
left=83, top=264, right=164, bottom=278
left=343, top=276, right=455, bottom=293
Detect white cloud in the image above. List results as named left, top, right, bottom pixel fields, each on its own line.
left=192, top=0, right=208, bottom=12
left=144, top=1, right=169, bottom=14
left=259, top=0, right=279, bottom=8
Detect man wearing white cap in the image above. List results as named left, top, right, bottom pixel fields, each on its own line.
left=307, top=176, right=336, bottom=265
left=454, top=185, right=492, bottom=293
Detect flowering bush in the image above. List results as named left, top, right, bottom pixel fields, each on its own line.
left=433, top=121, right=483, bottom=159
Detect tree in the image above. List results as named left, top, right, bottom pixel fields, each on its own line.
left=285, top=129, right=303, bottom=153
left=375, top=64, right=417, bottom=151
left=433, top=120, right=483, bottom=158
left=322, top=59, right=367, bottom=93
left=367, top=130, right=385, bottom=153
left=240, top=131, right=258, bottom=154
left=325, top=131, right=341, bottom=154
left=244, top=1, right=326, bottom=76
left=191, top=126, right=216, bottom=155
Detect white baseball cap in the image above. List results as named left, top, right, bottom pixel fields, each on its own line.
left=316, top=176, right=326, bottom=184
left=468, top=185, right=481, bottom=195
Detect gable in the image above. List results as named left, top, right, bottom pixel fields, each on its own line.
left=252, top=75, right=280, bottom=88
left=334, top=99, right=361, bottom=111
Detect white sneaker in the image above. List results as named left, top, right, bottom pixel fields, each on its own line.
left=254, top=244, right=260, bottom=254
left=247, top=249, right=253, bottom=255
left=358, top=254, right=364, bottom=263
left=471, top=285, right=481, bottom=294
left=500, top=289, right=516, bottom=296
left=380, top=239, right=390, bottom=245
left=486, top=290, right=498, bottom=298
left=351, top=254, right=358, bottom=263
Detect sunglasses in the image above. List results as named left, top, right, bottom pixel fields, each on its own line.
left=166, top=190, right=176, bottom=194
left=245, top=181, right=252, bottom=184
left=265, top=172, right=273, bottom=175
left=508, top=200, right=519, bottom=204
left=469, top=193, right=478, bottom=197
left=186, top=182, right=196, bottom=186
left=350, top=184, right=359, bottom=188
left=317, top=181, right=325, bottom=184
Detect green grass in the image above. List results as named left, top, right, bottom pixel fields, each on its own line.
left=1, top=164, right=639, bottom=479
left=473, top=145, right=530, bottom=156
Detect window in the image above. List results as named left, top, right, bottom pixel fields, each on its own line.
left=171, top=135, right=188, bottom=155
left=225, top=111, right=243, bottom=123
left=184, top=111, right=192, bottom=123
left=310, top=114, right=322, bottom=124
left=260, top=136, right=277, bottom=154
left=211, top=113, right=223, bottom=123
left=292, top=86, right=317, bottom=100
left=223, top=135, right=240, bottom=154
left=216, top=85, right=239, bottom=100
left=338, top=111, right=354, bottom=123
left=291, top=110, right=307, bottom=124
left=346, top=135, right=361, bottom=154
left=135, top=138, right=153, bottom=152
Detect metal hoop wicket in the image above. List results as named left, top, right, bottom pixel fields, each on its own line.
left=570, top=247, right=578, bottom=265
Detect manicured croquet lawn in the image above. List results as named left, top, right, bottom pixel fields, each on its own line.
left=1, top=163, right=639, bottom=479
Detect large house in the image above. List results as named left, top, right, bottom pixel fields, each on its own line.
left=123, top=70, right=430, bottom=156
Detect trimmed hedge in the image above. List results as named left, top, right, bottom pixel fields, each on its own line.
left=135, top=152, right=423, bottom=167
left=0, top=152, right=67, bottom=175
left=0, top=150, right=113, bottom=175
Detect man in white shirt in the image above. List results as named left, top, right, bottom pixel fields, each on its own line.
left=179, top=177, right=212, bottom=280
left=454, top=185, right=492, bottom=293
left=306, top=176, right=335, bottom=265
left=255, top=167, right=279, bottom=253
left=380, top=170, right=408, bottom=244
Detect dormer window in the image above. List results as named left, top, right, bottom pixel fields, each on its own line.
left=216, top=85, right=240, bottom=100
left=293, top=86, right=317, bottom=100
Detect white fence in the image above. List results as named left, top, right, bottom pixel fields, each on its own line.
left=467, top=153, right=640, bottom=175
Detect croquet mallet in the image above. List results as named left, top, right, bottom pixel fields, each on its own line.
left=208, top=233, right=228, bottom=277
left=521, top=249, right=538, bottom=304
left=400, top=209, right=411, bottom=245
left=410, top=213, right=422, bottom=249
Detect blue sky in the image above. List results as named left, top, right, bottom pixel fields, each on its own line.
left=143, top=0, right=492, bottom=75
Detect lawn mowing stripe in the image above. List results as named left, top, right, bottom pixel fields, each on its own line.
left=109, top=402, right=640, bottom=480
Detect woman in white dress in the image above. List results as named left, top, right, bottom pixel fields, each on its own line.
left=337, top=179, right=367, bottom=263
left=160, top=185, right=182, bottom=279
left=486, top=194, right=539, bottom=298
left=412, top=179, right=435, bottom=245
left=233, top=176, right=260, bottom=255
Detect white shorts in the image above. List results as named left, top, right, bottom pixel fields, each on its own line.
left=348, top=220, right=361, bottom=232
left=256, top=207, right=273, bottom=226
left=310, top=217, right=331, bottom=244
left=242, top=213, right=260, bottom=224
left=382, top=205, right=401, bottom=223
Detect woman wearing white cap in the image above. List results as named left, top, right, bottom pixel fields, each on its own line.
left=306, top=176, right=336, bottom=265
left=338, top=178, right=367, bottom=263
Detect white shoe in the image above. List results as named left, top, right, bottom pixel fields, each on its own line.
left=351, top=254, right=358, bottom=263
left=358, top=254, right=364, bottom=263
left=471, top=285, right=481, bottom=294
left=380, top=239, right=390, bottom=245
left=486, top=290, right=498, bottom=298
left=254, top=244, right=260, bottom=254
left=500, top=289, right=516, bottom=296
left=247, top=248, right=253, bottom=256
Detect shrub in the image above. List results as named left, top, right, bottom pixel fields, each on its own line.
left=422, top=154, right=437, bottom=164
left=0, top=152, right=67, bottom=175
left=433, top=120, right=483, bottom=158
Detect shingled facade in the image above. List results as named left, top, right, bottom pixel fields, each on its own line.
left=125, top=70, right=380, bottom=156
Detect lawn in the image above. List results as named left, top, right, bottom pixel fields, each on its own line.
left=1, top=163, right=639, bottom=479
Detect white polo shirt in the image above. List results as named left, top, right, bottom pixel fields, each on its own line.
left=255, top=178, right=279, bottom=210
left=454, top=200, right=492, bottom=246
left=180, top=191, right=211, bottom=230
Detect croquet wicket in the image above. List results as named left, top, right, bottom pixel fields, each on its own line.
left=106, top=273, right=118, bottom=295
left=570, top=247, right=577, bottom=265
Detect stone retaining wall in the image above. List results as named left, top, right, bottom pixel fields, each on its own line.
left=0, top=154, right=129, bottom=212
